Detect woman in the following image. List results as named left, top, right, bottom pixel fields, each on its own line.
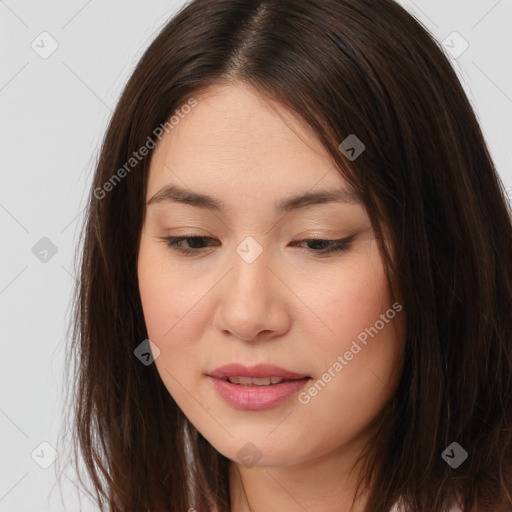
left=60, top=0, right=512, bottom=510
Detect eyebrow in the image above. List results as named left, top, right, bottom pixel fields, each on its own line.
left=146, top=183, right=362, bottom=214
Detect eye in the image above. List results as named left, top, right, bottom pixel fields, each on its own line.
left=163, top=235, right=355, bottom=257
left=165, top=236, right=219, bottom=254
left=290, top=236, right=355, bottom=255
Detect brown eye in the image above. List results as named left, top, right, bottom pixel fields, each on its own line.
left=290, top=235, right=356, bottom=255
left=166, top=236, right=218, bottom=254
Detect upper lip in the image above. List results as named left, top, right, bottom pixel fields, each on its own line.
left=208, top=363, right=310, bottom=380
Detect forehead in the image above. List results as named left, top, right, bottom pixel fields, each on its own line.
left=146, top=83, right=356, bottom=210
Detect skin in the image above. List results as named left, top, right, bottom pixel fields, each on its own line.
left=137, top=82, right=406, bottom=512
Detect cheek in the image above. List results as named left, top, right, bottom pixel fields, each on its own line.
left=292, top=263, right=404, bottom=461
left=301, top=248, right=404, bottom=410
left=136, top=233, right=240, bottom=442
left=137, top=239, right=208, bottom=414
left=137, top=236, right=204, bottom=350
left=309, top=249, right=391, bottom=352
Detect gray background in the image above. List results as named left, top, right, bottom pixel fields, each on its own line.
left=0, top=0, right=511, bottom=510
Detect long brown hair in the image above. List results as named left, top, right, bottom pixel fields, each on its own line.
left=58, top=0, right=512, bottom=510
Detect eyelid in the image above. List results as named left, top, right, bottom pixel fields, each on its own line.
left=162, top=234, right=356, bottom=257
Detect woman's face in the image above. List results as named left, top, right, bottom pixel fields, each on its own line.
left=137, top=82, right=406, bottom=468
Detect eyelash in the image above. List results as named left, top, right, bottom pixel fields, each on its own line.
left=163, top=235, right=355, bottom=257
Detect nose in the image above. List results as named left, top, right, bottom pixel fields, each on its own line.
left=212, top=245, right=291, bottom=342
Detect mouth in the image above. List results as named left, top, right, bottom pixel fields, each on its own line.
left=217, top=376, right=309, bottom=386
left=207, top=363, right=311, bottom=383
left=207, top=363, right=312, bottom=410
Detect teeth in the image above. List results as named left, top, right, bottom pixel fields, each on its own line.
left=227, top=376, right=285, bottom=386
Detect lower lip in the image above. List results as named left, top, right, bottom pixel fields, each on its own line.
left=208, top=376, right=311, bottom=410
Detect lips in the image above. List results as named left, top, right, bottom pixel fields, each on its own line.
left=208, top=363, right=310, bottom=382
left=208, top=363, right=311, bottom=410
